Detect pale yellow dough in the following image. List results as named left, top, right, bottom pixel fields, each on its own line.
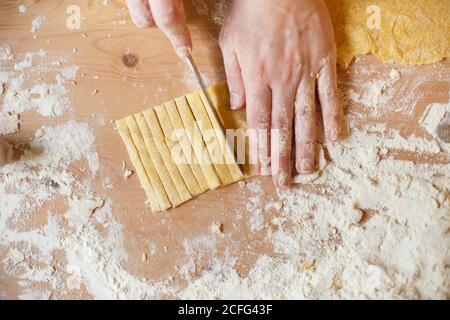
left=163, top=100, right=210, bottom=193
left=199, top=91, right=245, bottom=182
left=173, top=96, right=222, bottom=190
left=205, top=84, right=258, bottom=178
left=125, top=116, right=171, bottom=211
left=117, top=84, right=248, bottom=212
left=143, top=108, right=192, bottom=204
left=186, top=92, right=235, bottom=186
left=134, top=113, right=183, bottom=207
left=326, top=0, right=450, bottom=67
left=154, top=104, right=203, bottom=197
left=116, top=119, right=160, bottom=212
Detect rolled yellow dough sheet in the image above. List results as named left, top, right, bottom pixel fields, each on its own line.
left=134, top=113, right=183, bottom=208
left=116, top=119, right=160, bottom=212
left=125, top=115, right=171, bottom=211
left=153, top=104, right=203, bottom=197
left=326, top=0, right=450, bottom=67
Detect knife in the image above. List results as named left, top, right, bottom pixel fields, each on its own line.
left=183, top=54, right=242, bottom=172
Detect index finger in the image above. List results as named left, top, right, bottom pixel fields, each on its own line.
left=126, top=0, right=155, bottom=28
left=317, top=50, right=342, bottom=141
left=149, top=0, right=192, bottom=57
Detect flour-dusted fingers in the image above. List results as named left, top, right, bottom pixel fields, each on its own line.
left=220, top=50, right=245, bottom=110
left=126, top=0, right=155, bottom=28
left=271, top=85, right=296, bottom=186
left=317, top=50, right=342, bottom=142
left=149, top=0, right=192, bottom=57
left=244, top=82, right=272, bottom=175
left=295, top=74, right=317, bottom=174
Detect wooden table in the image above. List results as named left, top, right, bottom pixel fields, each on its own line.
left=0, top=0, right=448, bottom=299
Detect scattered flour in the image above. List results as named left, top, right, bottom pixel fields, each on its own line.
left=348, top=79, right=388, bottom=111
left=0, top=114, right=21, bottom=136
left=180, top=120, right=450, bottom=299
left=0, top=45, right=14, bottom=61
left=14, top=49, right=46, bottom=71
left=18, top=5, right=28, bottom=13
left=0, top=46, right=79, bottom=117
left=420, top=97, right=450, bottom=147
left=2, top=99, right=449, bottom=300
left=31, top=16, right=46, bottom=33
left=0, top=120, right=175, bottom=299
left=0, top=40, right=448, bottom=300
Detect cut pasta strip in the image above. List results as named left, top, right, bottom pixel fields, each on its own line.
left=125, top=115, right=171, bottom=211
left=206, top=83, right=258, bottom=178
left=134, top=113, right=183, bottom=207
left=142, top=108, right=192, bottom=204
left=185, top=92, right=234, bottom=186
left=116, top=119, right=160, bottom=212
left=163, top=100, right=210, bottom=193
left=154, top=104, right=202, bottom=197
left=116, top=83, right=250, bottom=212
left=174, top=96, right=221, bottom=190
left=199, top=90, right=245, bottom=182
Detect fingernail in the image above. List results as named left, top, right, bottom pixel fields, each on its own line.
left=298, top=158, right=315, bottom=174
left=176, top=46, right=191, bottom=58
left=230, top=92, right=241, bottom=110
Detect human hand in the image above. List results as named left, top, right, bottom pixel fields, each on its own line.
left=219, top=0, right=342, bottom=186
left=126, top=0, right=192, bottom=57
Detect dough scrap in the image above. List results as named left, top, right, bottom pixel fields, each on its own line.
left=326, top=0, right=450, bottom=67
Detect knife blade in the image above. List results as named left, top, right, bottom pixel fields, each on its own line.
left=183, top=54, right=242, bottom=173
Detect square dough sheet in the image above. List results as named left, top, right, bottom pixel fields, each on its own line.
left=116, top=82, right=253, bottom=213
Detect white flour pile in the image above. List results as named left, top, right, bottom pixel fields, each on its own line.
left=1, top=42, right=449, bottom=299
